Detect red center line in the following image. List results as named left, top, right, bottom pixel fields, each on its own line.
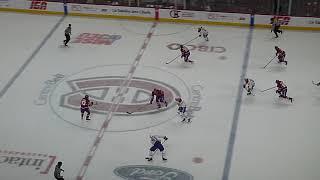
left=76, top=22, right=157, bottom=180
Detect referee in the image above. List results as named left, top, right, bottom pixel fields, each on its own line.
left=64, top=24, right=72, bottom=46
left=54, top=161, right=64, bottom=180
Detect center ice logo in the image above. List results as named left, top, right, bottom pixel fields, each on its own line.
left=114, top=165, right=193, bottom=180
left=60, top=76, right=180, bottom=115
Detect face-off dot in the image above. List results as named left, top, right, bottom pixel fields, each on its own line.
left=192, top=157, right=204, bottom=164
left=218, top=56, right=227, bottom=60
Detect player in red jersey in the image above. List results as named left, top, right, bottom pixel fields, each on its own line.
left=150, top=88, right=168, bottom=108
left=275, top=80, right=293, bottom=102
left=80, top=95, right=93, bottom=120
left=275, top=46, right=287, bottom=65
left=180, top=45, right=193, bottom=63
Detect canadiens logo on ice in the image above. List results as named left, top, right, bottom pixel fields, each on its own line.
left=59, top=76, right=180, bottom=115
left=71, top=33, right=121, bottom=45
left=114, top=165, right=193, bottom=180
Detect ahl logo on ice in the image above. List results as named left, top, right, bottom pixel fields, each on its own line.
left=72, top=33, right=121, bottom=45
left=114, top=165, right=193, bottom=180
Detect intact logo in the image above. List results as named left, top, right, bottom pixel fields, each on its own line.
left=114, top=165, right=193, bottom=180
left=0, top=149, right=56, bottom=175
left=270, top=16, right=291, bottom=25
left=30, top=0, right=47, bottom=10
left=60, top=76, right=179, bottom=115
left=71, top=33, right=121, bottom=45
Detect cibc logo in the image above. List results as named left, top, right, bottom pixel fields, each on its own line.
left=167, top=43, right=226, bottom=53
left=0, top=149, right=56, bottom=175
left=60, top=76, right=179, bottom=115
left=114, top=165, right=193, bottom=180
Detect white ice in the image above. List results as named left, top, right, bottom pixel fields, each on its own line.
left=0, top=12, right=319, bottom=180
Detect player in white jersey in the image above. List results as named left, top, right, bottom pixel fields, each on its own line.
left=198, top=27, right=209, bottom=41
left=175, top=97, right=190, bottom=122
left=243, top=78, right=255, bottom=95
left=312, top=80, right=320, bottom=86
left=145, top=135, right=168, bottom=161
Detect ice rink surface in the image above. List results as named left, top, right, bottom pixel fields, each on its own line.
left=0, top=12, right=319, bottom=180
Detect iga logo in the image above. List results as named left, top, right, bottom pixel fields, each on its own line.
left=72, top=33, right=121, bottom=45
left=59, top=76, right=179, bottom=115
left=30, top=0, right=47, bottom=10
left=114, top=165, right=193, bottom=180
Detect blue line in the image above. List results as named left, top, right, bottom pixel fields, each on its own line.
left=222, top=26, right=254, bottom=180
left=0, top=15, right=66, bottom=98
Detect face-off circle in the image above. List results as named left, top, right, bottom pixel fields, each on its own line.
left=50, top=64, right=191, bottom=132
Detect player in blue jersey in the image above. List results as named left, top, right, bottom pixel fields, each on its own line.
left=145, top=135, right=168, bottom=161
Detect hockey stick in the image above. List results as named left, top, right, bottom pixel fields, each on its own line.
left=126, top=103, right=150, bottom=114
left=182, top=36, right=199, bottom=45
left=165, top=55, right=180, bottom=64
left=260, top=86, right=276, bottom=92
left=165, top=56, right=195, bottom=64
left=263, top=55, right=277, bottom=68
